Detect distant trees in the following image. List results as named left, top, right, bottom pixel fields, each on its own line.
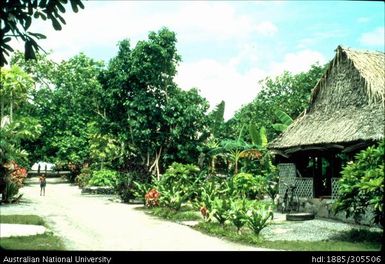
left=229, top=64, right=326, bottom=141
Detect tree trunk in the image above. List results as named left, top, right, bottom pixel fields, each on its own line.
left=234, top=156, right=239, bottom=175
left=148, top=147, right=162, bottom=180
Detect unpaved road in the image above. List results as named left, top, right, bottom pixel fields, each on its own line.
left=0, top=177, right=270, bottom=251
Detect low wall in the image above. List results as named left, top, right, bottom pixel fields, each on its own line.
left=81, top=186, right=115, bottom=195
left=298, top=197, right=378, bottom=227
left=28, top=170, right=71, bottom=178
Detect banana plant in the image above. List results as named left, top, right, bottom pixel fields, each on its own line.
left=272, top=109, right=293, bottom=132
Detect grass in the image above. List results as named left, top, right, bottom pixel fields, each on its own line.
left=142, top=206, right=383, bottom=251
left=144, top=205, right=202, bottom=222
left=194, top=222, right=382, bottom=251
left=0, top=214, right=45, bottom=226
left=0, top=214, right=66, bottom=250
left=0, top=233, right=66, bottom=250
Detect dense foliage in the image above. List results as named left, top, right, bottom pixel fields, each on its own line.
left=228, top=64, right=326, bottom=140
left=334, top=141, right=384, bottom=226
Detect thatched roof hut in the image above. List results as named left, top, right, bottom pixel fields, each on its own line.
left=269, top=45, right=385, bottom=155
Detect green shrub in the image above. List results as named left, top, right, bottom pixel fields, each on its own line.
left=88, top=169, right=118, bottom=187
left=155, top=163, right=203, bottom=211
left=3, top=181, right=21, bottom=203
left=210, top=197, right=231, bottom=225
left=334, top=140, right=384, bottom=226
left=160, top=162, right=201, bottom=191
left=246, top=202, right=273, bottom=235
left=116, top=170, right=152, bottom=202
left=194, top=180, right=220, bottom=221
left=232, top=172, right=266, bottom=199
left=228, top=199, right=248, bottom=233
left=75, top=167, right=92, bottom=188
left=159, top=185, right=191, bottom=211
left=132, top=180, right=152, bottom=201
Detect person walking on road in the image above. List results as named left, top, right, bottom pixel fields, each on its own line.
left=39, top=175, right=46, bottom=196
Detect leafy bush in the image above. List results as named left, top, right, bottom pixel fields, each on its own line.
left=159, top=185, right=191, bottom=211
left=116, top=170, right=151, bottom=202
left=210, top=197, right=231, bottom=225
left=160, top=162, right=201, bottom=191
left=194, top=180, right=220, bottom=221
left=232, top=172, right=266, bottom=199
left=228, top=199, right=248, bottom=233
left=334, top=140, right=384, bottom=226
left=88, top=169, right=118, bottom=187
left=246, top=202, right=273, bottom=235
left=75, top=167, right=92, bottom=188
left=155, top=163, right=203, bottom=211
left=132, top=180, right=152, bottom=201
left=4, top=181, right=20, bottom=203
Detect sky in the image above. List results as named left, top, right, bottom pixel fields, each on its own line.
left=13, top=1, right=385, bottom=120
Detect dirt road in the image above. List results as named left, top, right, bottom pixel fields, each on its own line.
left=1, top=177, right=270, bottom=251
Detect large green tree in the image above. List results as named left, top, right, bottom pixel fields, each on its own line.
left=229, top=64, right=326, bottom=141
left=13, top=52, right=104, bottom=165
left=99, top=28, right=209, bottom=178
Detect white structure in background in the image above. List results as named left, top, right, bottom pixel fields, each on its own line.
left=31, top=162, right=55, bottom=171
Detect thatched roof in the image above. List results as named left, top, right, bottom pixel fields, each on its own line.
left=269, top=46, right=385, bottom=151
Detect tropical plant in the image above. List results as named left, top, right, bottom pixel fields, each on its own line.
left=210, top=197, right=231, bottom=225
left=88, top=169, right=118, bottom=187
left=272, top=109, right=294, bottom=132
left=158, top=185, right=191, bottom=211
left=132, top=180, right=152, bottom=202
left=228, top=199, right=248, bottom=233
left=3, top=181, right=22, bottom=203
left=6, top=161, right=28, bottom=188
left=75, top=166, right=92, bottom=188
left=232, top=172, right=257, bottom=198
left=88, top=132, right=120, bottom=170
left=246, top=203, right=273, bottom=235
left=334, top=140, right=384, bottom=226
left=265, top=170, right=279, bottom=204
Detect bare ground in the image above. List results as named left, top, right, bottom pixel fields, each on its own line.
left=0, top=177, right=271, bottom=251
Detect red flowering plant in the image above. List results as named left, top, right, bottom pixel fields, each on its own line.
left=200, top=206, right=209, bottom=220
left=4, top=161, right=28, bottom=187
left=145, top=188, right=160, bottom=207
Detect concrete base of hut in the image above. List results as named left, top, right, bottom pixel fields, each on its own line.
left=297, top=197, right=378, bottom=227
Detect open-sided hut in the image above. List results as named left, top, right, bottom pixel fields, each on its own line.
left=269, top=46, right=384, bottom=212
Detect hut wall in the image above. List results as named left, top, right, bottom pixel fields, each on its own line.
left=278, top=163, right=313, bottom=198
left=278, top=163, right=296, bottom=197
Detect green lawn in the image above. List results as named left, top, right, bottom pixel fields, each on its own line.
left=0, top=214, right=65, bottom=250
left=0, top=214, right=45, bottom=226
left=194, top=222, right=382, bottom=251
